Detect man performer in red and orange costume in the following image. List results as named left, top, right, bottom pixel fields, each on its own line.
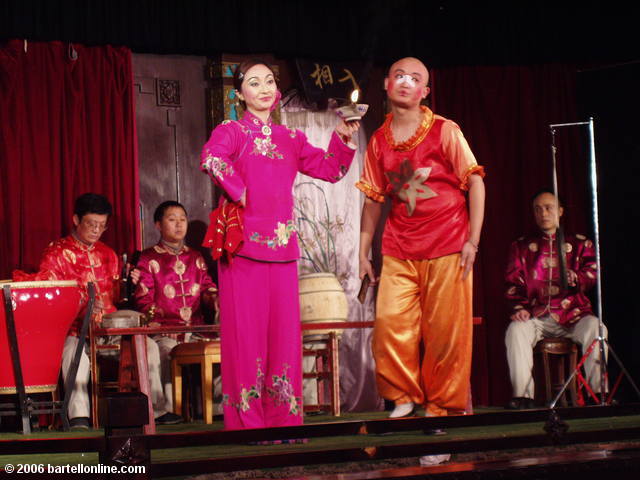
left=357, top=58, right=485, bottom=440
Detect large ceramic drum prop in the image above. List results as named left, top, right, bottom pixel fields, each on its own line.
left=1, top=280, right=82, bottom=394
left=299, top=273, right=348, bottom=336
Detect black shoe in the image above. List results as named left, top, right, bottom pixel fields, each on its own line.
left=505, top=397, right=535, bottom=410
left=69, top=417, right=90, bottom=430
left=155, top=412, right=183, bottom=425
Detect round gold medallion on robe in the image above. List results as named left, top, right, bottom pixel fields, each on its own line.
left=173, top=260, right=186, bottom=276
left=528, top=242, right=538, bottom=252
left=261, top=125, right=272, bottom=136
left=149, top=260, right=160, bottom=274
left=190, top=283, right=200, bottom=297
left=163, top=284, right=176, bottom=299
left=63, top=249, right=77, bottom=265
left=196, top=257, right=206, bottom=270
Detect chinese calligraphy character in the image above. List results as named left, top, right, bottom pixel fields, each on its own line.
left=310, top=64, right=334, bottom=89
left=338, top=68, right=360, bottom=92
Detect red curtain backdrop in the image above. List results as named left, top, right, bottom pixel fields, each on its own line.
left=431, top=64, right=590, bottom=405
left=0, top=40, right=139, bottom=277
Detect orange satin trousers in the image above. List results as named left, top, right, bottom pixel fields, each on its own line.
left=373, top=254, right=472, bottom=416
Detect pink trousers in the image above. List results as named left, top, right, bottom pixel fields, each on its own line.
left=218, top=256, right=303, bottom=430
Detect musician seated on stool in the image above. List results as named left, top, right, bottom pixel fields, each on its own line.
left=13, top=193, right=122, bottom=429
left=131, top=201, right=217, bottom=424
left=504, top=189, right=607, bottom=409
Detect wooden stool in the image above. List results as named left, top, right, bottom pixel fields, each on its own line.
left=302, top=331, right=340, bottom=416
left=534, top=337, right=578, bottom=407
left=170, top=341, right=220, bottom=424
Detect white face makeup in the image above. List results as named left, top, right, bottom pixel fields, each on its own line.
left=384, top=58, right=430, bottom=109
left=394, top=74, right=417, bottom=88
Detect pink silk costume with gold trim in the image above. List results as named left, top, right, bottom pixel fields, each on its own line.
left=134, top=243, right=217, bottom=326
left=14, top=235, right=120, bottom=336
left=356, top=106, right=484, bottom=415
left=505, top=232, right=597, bottom=327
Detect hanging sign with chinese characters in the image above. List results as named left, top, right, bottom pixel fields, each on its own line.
left=296, top=59, right=367, bottom=104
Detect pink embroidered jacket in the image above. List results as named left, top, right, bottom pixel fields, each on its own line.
left=201, top=110, right=356, bottom=262
left=505, top=232, right=597, bottom=326
left=134, top=243, right=216, bottom=326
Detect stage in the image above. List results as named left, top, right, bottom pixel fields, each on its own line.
left=2, top=405, right=640, bottom=479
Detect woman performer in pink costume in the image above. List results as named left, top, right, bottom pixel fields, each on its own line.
left=200, top=59, right=359, bottom=430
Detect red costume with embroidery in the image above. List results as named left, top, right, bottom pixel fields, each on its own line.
left=25, top=235, right=120, bottom=334
left=505, top=232, right=597, bottom=327
left=357, top=106, right=484, bottom=259
left=134, top=243, right=216, bottom=326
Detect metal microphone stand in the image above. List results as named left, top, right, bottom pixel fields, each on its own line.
left=548, top=118, right=640, bottom=409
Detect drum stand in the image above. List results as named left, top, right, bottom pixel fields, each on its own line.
left=547, top=119, right=640, bottom=409
left=1, top=283, right=95, bottom=433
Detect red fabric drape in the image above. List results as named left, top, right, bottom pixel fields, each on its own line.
left=432, top=64, right=588, bottom=405
left=0, top=40, right=139, bottom=277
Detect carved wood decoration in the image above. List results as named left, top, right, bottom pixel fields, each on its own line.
left=156, top=79, right=181, bottom=107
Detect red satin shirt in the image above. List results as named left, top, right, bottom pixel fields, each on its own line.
left=357, top=106, right=484, bottom=260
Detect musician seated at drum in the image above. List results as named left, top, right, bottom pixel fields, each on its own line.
left=504, top=189, right=607, bottom=409
left=132, top=200, right=218, bottom=424
left=12, top=193, right=120, bottom=429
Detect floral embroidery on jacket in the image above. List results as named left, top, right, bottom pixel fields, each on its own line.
left=202, top=154, right=235, bottom=181
left=249, top=220, right=296, bottom=249
left=251, top=136, right=283, bottom=159
left=332, top=164, right=348, bottom=182
left=267, top=365, right=301, bottom=416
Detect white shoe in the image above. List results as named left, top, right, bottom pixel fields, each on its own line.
left=419, top=454, right=451, bottom=466
left=389, top=401, right=415, bottom=418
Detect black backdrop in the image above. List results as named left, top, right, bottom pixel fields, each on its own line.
left=1, top=1, right=639, bottom=66
left=577, top=63, right=640, bottom=400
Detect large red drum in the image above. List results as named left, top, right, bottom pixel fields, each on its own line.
left=1, top=280, right=82, bottom=394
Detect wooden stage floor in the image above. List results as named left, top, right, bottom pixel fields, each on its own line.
left=2, top=406, right=640, bottom=479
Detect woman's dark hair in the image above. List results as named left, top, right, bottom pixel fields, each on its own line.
left=74, top=193, right=112, bottom=220
left=153, top=200, right=187, bottom=223
left=232, top=59, right=276, bottom=108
